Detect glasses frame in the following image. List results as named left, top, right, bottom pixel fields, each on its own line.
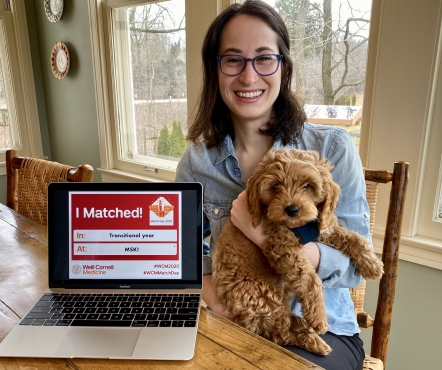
left=216, top=54, right=283, bottom=76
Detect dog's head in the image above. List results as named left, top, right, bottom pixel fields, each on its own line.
left=246, top=148, right=340, bottom=231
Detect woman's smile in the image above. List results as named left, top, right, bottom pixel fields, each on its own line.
left=236, top=90, right=264, bottom=101
left=235, top=90, right=264, bottom=99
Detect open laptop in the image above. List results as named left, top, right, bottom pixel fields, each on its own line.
left=0, top=181, right=203, bottom=360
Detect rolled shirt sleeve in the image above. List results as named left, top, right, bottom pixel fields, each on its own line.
left=176, top=146, right=214, bottom=275
left=313, top=129, right=369, bottom=289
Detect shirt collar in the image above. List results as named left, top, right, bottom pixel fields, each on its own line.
left=215, top=135, right=236, bottom=166
left=214, top=135, right=289, bottom=166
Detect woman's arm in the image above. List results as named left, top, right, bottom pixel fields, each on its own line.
left=202, top=275, right=239, bottom=320
left=176, top=148, right=239, bottom=320
left=316, top=131, right=369, bottom=289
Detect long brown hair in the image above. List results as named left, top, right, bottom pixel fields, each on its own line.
left=187, top=0, right=306, bottom=148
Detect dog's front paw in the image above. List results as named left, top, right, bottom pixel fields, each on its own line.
left=357, top=256, right=384, bottom=280
left=310, top=318, right=329, bottom=335
left=303, top=309, right=329, bottom=334
left=298, top=333, right=332, bottom=355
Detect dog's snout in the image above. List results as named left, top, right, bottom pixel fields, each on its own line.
left=285, top=205, right=299, bottom=217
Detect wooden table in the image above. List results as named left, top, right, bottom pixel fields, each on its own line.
left=0, top=203, right=322, bottom=369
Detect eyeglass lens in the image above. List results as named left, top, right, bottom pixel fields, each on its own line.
left=220, top=54, right=281, bottom=76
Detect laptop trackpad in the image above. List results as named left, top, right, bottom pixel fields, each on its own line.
left=52, top=327, right=141, bottom=358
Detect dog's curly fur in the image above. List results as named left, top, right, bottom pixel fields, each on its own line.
left=212, top=148, right=384, bottom=355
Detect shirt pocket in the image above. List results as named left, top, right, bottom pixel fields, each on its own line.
left=203, top=201, right=231, bottom=247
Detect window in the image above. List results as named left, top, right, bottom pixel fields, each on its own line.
left=111, top=1, right=187, bottom=165
left=263, top=0, right=372, bottom=150
left=358, top=0, right=442, bottom=269
left=91, top=0, right=219, bottom=182
left=264, top=0, right=442, bottom=268
left=91, top=0, right=442, bottom=269
left=0, top=0, right=42, bottom=174
left=0, top=39, right=13, bottom=150
left=416, top=47, right=442, bottom=241
left=438, top=189, right=442, bottom=220
left=93, top=0, right=371, bottom=182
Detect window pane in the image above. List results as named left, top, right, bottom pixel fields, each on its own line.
left=0, top=49, right=12, bottom=150
left=112, top=0, right=187, bottom=165
left=264, top=0, right=372, bottom=150
left=438, top=188, right=442, bottom=221
left=437, top=162, right=442, bottom=222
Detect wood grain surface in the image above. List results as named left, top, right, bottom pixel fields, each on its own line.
left=0, top=203, right=322, bottom=369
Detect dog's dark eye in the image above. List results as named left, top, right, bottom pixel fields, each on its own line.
left=273, top=183, right=281, bottom=189
left=303, top=184, right=310, bottom=189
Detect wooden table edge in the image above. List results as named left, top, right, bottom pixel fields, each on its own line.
left=200, top=307, right=325, bottom=369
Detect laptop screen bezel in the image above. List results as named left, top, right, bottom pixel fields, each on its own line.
left=47, top=181, right=203, bottom=290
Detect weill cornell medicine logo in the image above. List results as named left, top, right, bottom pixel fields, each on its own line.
left=72, top=264, right=82, bottom=275
left=149, top=196, right=174, bottom=226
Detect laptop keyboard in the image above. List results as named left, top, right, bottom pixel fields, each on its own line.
left=20, top=293, right=200, bottom=328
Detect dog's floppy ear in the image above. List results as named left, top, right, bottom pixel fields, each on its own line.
left=246, top=174, right=262, bottom=228
left=246, top=150, right=274, bottom=227
left=316, top=159, right=340, bottom=231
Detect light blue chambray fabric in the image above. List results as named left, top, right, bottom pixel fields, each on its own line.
left=175, top=122, right=370, bottom=335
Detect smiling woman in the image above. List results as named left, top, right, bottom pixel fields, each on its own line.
left=175, top=2, right=369, bottom=369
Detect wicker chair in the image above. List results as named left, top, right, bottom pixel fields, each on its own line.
left=6, top=149, right=94, bottom=225
left=352, top=162, right=409, bottom=370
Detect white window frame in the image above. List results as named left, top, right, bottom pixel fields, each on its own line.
left=416, top=34, right=442, bottom=241
left=0, top=0, right=43, bottom=175
left=88, top=0, right=227, bottom=183
left=360, top=0, right=442, bottom=270
left=90, top=0, right=442, bottom=270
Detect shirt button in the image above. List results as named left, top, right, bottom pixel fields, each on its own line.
left=214, top=209, right=219, bottom=215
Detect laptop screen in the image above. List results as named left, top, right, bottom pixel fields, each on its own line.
left=47, top=182, right=203, bottom=289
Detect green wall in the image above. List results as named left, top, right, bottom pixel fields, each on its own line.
left=360, top=259, right=442, bottom=369
left=29, top=0, right=100, bottom=178
left=0, top=0, right=100, bottom=204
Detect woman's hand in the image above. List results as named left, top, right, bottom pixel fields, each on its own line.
left=230, top=191, right=321, bottom=270
left=303, top=242, right=321, bottom=271
left=230, top=190, right=267, bottom=248
left=203, top=275, right=238, bottom=321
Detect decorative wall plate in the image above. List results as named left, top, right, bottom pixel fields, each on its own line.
left=44, top=0, right=64, bottom=23
left=50, top=42, right=70, bottom=80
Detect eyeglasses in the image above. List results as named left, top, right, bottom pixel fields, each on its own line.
left=216, top=54, right=283, bottom=76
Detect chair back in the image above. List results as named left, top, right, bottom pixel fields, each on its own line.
left=6, top=149, right=94, bottom=225
left=350, top=161, right=409, bottom=369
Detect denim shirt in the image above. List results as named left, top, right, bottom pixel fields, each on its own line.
left=175, top=122, right=370, bottom=335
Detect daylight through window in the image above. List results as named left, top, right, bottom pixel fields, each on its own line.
left=111, top=0, right=187, bottom=167
left=0, top=53, right=11, bottom=150
left=264, top=0, right=372, bottom=150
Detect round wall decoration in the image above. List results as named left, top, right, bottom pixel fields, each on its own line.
left=50, top=42, right=70, bottom=80
left=44, top=0, right=64, bottom=23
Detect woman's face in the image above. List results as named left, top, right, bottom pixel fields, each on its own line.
left=218, top=15, right=282, bottom=128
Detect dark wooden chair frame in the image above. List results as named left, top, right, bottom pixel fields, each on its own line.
left=354, top=161, right=409, bottom=369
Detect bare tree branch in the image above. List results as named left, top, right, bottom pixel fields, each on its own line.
left=130, top=27, right=185, bottom=34
left=332, top=78, right=366, bottom=100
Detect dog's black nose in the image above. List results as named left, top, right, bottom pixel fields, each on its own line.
left=285, top=205, right=299, bottom=217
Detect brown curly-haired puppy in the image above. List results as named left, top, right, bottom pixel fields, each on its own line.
left=212, top=148, right=383, bottom=355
